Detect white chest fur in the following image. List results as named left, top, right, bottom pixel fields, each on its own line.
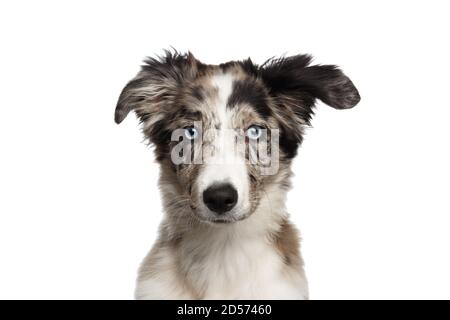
left=136, top=229, right=308, bottom=300
left=177, top=226, right=308, bottom=300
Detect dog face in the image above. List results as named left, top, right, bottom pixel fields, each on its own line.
left=115, top=51, right=360, bottom=224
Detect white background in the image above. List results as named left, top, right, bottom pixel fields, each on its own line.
left=1, top=0, right=449, bottom=299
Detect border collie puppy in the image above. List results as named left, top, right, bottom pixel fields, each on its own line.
left=115, top=51, right=360, bottom=299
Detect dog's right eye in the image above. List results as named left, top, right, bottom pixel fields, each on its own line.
left=184, top=126, right=198, bottom=140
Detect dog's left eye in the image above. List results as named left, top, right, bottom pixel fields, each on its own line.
left=246, top=125, right=263, bottom=140
left=184, top=126, right=198, bottom=140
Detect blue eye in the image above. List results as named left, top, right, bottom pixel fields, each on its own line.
left=246, top=125, right=262, bottom=140
left=184, top=126, right=198, bottom=140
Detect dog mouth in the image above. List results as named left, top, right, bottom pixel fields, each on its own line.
left=195, top=214, right=250, bottom=225
left=190, top=198, right=252, bottom=225
left=210, top=218, right=233, bottom=224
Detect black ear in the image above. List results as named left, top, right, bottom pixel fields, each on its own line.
left=257, top=54, right=360, bottom=159
left=260, top=54, right=360, bottom=120
left=114, top=50, right=199, bottom=124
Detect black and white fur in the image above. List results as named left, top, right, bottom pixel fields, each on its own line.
left=115, top=51, right=360, bottom=299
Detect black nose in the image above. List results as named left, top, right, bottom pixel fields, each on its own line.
left=202, top=183, right=238, bottom=214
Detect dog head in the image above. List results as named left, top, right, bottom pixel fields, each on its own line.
left=115, top=51, right=360, bottom=224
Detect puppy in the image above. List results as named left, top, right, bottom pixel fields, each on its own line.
left=115, top=51, right=360, bottom=299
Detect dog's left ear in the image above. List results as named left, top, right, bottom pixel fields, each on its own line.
left=260, top=54, right=360, bottom=122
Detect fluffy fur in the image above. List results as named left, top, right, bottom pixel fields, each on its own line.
left=115, top=50, right=360, bottom=299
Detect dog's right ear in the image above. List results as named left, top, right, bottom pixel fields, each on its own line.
left=115, top=51, right=200, bottom=124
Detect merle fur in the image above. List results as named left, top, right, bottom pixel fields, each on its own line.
left=115, top=50, right=360, bottom=159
